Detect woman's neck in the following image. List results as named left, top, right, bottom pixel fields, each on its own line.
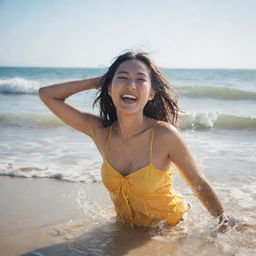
left=115, top=113, right=150, bottom=140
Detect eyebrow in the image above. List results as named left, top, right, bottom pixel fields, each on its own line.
left=117, top=71, right=147, bottom=76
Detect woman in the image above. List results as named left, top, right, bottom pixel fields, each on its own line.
left=38, top=51, right=235, bottom=231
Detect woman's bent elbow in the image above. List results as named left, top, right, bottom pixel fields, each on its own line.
left=38, top=87, right=49, bottom=101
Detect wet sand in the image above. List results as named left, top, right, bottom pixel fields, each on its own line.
left=0, top=176, right=110, bottom=256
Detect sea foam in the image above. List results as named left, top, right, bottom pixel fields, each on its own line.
left=0, top=77, right=42, bottom=94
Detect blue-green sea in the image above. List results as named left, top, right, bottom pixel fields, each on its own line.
left=0, top=66, right=255, bottom=181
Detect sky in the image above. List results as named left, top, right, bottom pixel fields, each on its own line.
left=0, top=0, right=255, bottom=69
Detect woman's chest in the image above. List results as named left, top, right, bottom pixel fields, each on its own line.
left=101, top=162, right=172, bottom=194
left=107, top=137, right=151, bottom=172
left=106, top=142, right=170, bottom=175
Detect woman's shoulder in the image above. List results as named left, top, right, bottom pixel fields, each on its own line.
left=154, top=120, right=181, bottom=137
left=153, top=120, right=186, bottom=148
left=155, top=120, right=189, bottom=151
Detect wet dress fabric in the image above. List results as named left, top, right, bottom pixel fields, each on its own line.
left=101, top=123, right=189, bottom=228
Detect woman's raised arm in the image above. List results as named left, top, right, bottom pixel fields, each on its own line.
left=38, top=76, right=103, bottom=138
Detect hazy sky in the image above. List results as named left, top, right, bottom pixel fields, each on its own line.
left=0, top=0, right=255, bottom=69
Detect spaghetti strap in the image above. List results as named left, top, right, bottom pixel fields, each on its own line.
left=105, top=123, right=113, bottom=160
left=149, top=123, right=157, bottom=162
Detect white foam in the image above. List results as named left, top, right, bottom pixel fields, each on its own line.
left=0, top=77, right=42, bottom=94
left=182, top=111, right=218, bottom=129
left=0, top=162, right=102, bottom=183
left=178, top=111, right=256, bottom=130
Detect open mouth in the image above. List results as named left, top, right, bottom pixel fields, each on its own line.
left=120, top=94, right=137, bottom=103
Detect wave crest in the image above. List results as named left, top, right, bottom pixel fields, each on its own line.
left=178, top=112, right=256, bottom=130
left=0, top=77, right=42, bottom=94
left=1, top=112, right=255, bottom=130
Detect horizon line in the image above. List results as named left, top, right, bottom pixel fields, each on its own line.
left=0, top=65, right=255, bottom=71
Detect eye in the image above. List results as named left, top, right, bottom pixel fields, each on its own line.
left=137, top=78, right=146, bottom=82
left=117, top=76, right=127, bottom=80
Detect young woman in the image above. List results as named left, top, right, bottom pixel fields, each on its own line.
left=38, top=51, right=236, bottom=231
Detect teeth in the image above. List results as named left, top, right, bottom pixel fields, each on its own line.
left=121, top=94, right=137, bottom=100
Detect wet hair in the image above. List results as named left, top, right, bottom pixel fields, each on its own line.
left=93, top=50, right=182, bottom=127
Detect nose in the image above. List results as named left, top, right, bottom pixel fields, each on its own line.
left=126, top=78, right=136, bottom=88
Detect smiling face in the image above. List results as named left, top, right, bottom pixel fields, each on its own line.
left=108, top=59, right=155, bottom=115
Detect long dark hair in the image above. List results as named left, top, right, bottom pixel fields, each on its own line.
left=93, top=50, right=182, bottom=127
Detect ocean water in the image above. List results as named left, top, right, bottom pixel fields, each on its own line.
left=1, top=66, right=256, bottom=255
